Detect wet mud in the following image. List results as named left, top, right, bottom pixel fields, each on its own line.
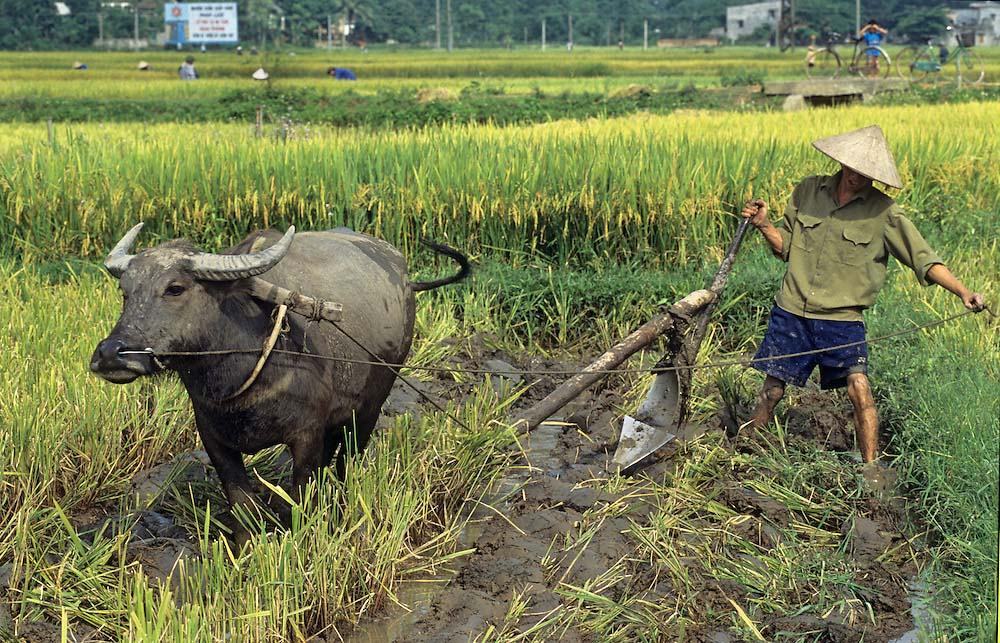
left=9, top=344, right=921, bottom=642
left=358, top=350, right=920, bottom=642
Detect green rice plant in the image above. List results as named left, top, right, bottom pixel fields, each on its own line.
left=0, top=263, right=519, bottom=640
left=1, top=91, right=997, bottom=639
left=2, top=103, right=997, bottom=268
left=866, top=247, right=999, bottom=640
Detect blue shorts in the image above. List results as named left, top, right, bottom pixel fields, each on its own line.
left=752, top=306, right=868, bottom=390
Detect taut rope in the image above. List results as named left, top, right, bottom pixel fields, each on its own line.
left=132, top=307, right=990, bottom=378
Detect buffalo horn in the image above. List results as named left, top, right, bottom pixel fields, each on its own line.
left=104, top=222, right=145, bottom=278
left=186, top=226, right=296, bottom=281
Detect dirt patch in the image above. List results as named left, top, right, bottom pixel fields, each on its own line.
left=783, top=389, right=856, bottom=452
left=394, top=356, right=919, bottom=642
left=39, top=340, right=920, bottom=643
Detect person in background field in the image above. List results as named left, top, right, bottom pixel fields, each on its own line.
left=859, top=19, right=888, bottom=71
left=178, top=55, right=198, bottom=80
left=740, top=125, right=985, bottom=489
left=327, top=66, right=357, bottom=80
left=805, top=33, right=818, bottom=69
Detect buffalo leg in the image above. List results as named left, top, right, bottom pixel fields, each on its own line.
left=289, top=429, right=328, bottom=501
left=335, top=412, right=379, bottom=481
left=195, top=418, right=260, bottom=544
left=196, top=422, right=255, bottom=509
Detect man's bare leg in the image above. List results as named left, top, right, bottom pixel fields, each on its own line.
left=846, top=372, right=879, bottom=462
left=748, top=375, right=786, bottom=428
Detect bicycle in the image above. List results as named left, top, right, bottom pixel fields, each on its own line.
left=805, top=32, right=892, bottom=79
left=896, top=25, right=985, bottom=84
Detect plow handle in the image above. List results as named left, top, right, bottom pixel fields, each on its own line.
left=709, top=216, right=753, bottom=296
left=688, top=215, right=753, bottom=365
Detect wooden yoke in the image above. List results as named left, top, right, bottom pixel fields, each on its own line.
left=246, top=277, right=344, bottom=323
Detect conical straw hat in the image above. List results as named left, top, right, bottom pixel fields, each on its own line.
left=252, top=68, right=269, bottom=80
left=812, top=125, right=902, bottom=189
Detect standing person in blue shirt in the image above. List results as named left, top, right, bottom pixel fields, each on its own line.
left=859, top=19, right=888, bottom=72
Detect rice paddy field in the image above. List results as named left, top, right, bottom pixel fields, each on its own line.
left=0, top=48, right=998, bottom=642
left=2, top=47, right=999, bottom=107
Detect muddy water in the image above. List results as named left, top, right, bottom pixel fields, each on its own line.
left=342, top=572, right=460, bottom=643
left=342, top=523, right=484, bottom=643
left=343, top=421, right=568, bottom=643
left=353, top=374, right=924, bottom=642
left=887, top=581, right=935, bottom=643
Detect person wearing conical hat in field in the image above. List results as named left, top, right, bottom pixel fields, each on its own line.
left=741, top=125, right=985, bottom=488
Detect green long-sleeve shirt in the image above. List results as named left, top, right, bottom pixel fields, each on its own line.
left=773, top=173, right=943, bottom=321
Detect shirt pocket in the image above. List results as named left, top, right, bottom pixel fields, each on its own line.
left=836, top=227, right=876, bottom=265
left=791, top=213, right=824, bottom=249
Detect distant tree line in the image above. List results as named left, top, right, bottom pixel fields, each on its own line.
left=0, top=0, right=955, bottom=50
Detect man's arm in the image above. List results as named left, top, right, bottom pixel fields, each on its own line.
left=742, top=200, right=785, bottom=257
left=885, top=209, right=986, bottom=311
left=741, top=189, right=796, bottom=260
left=926, top=264, right=985, bottom=311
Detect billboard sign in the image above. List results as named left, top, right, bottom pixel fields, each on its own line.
left=164, top=3, right=239, bottom=44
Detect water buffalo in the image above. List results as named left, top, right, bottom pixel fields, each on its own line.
left=91, top=225, right=469, bottom=528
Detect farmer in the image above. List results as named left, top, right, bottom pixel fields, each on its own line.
left=741, top=125, right=985, bottom=477
left=327, top=67, right=357, bottom=80
left=178, top=56, right=198, bottom=80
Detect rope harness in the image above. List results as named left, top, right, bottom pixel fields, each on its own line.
left=141, top=307, right=988, bottom=377
left=224, top=304, right=288, bottom=400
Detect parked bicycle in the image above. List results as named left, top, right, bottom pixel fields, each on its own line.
left=896, top=25, right=985, bottom=84
left=805, top=32, right=892, bottom=79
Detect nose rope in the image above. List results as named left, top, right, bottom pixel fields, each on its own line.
left=120, top=306, right=990, bottom=378
left=115, top=303, right=291, bottom=401
left=117, top=348, right=167, bottom=371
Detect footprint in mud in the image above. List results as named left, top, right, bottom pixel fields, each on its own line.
left=783, top=390, right=856, bottom=451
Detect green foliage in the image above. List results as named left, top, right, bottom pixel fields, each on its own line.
left=867, top=246, right=999, bottom=640
left=0, top=0, right=99, bottom=49
left=469, top=260, right=704, bottom=348
left=0, top=83, right=757, bottom=127
left=894, top=6, right=950, bottom=43
left=720, top=67, right=767, bottom=86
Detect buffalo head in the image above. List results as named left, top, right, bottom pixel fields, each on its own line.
left=90, top=224, right=295, bottom=383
